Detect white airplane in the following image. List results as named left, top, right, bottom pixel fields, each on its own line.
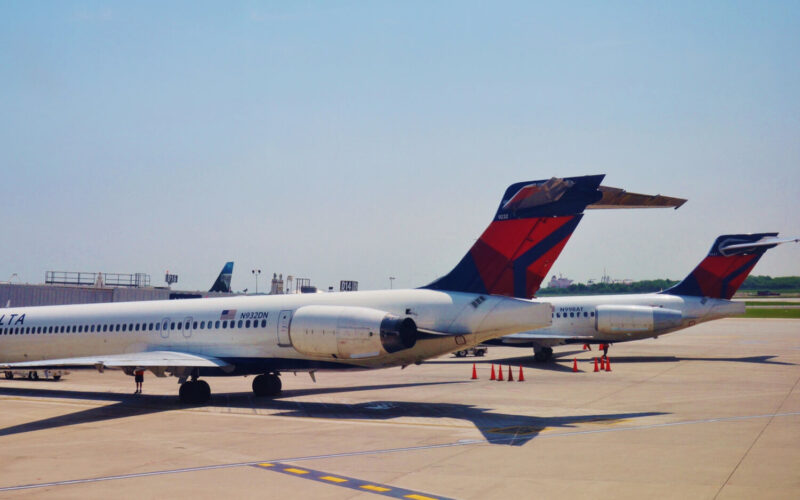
left=0, top=175, right=682, bottom=403
left=489, top=233, right=800, bottom=361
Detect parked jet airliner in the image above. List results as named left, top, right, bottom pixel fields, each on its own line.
left=0, top=175, right=682, bottom=402
left=489, top=233, right=799, bottom=361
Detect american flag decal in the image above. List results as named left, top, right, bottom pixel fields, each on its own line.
left=220, top=309, right=237, bottom=320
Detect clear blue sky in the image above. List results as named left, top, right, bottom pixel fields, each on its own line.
left=1, top=1, right=798, bottom=292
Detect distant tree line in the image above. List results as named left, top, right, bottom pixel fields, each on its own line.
left=536, top=275, right=800, bottom=296
left=739, top=275, right=800, bottom=290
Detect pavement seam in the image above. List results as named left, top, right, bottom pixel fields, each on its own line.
left=711, top=371, right=800, bottom=499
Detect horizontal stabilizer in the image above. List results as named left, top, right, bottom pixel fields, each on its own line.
left=588, top=186, right=687, bottom=210
left=0, top=351, right=233, bottom=370
left=719, top=236, right=800, bottom=255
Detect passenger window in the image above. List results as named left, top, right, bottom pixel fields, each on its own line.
left=171, top=322, right=175, bottom=330
left=215, top=321, right=220, bottom=329
left=245, top=320, right=250, bottom=328
left=261, top=319, right=266, bottom=327
left=193, top=321, right=198, bottom=329
left=116, top=324, right=121, bottom=331
left=222, top=320, right=227, bottom=328
left=177, top=322, right=182, bottom=330
left=155, top=323, right=160, bottom=331
left=200, top=321, right=205, bottom=329
left=238, top=320, right=243, bottom=328
left=591, top=312, right=595, bottom=317
left=556, top=313, right=560, bottom=318
left=570, top=312, right=574, bottom=318
left=583, top=312, right=588, bottom=317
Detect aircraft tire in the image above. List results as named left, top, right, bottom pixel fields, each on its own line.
left=4, top=371, right=12, bottom=380
left=267, top=374, right=282, bottom=396
left=53, top=375, right=61, bottom=381
left=533, top=347, right=553, bottom=362
left=179, top=380, right=210, bottom=404
left=253, top=374, right=282, bottom=397
left=252, top=374, right=270, bottom=397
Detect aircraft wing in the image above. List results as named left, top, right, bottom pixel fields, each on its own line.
left=0, top=351, right=233, bottom=371
left=499, top=332, right=595, bottom=344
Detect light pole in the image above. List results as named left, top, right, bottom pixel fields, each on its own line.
left=251, top=269, right=261, bottom=294
left=389, top=276, right=396, bottom=289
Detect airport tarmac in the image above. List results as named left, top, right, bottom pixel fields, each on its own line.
left=1, top=318, right=798, bottom=499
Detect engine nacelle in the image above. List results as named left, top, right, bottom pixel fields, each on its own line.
left=288, top=305, right=418, bottom=359
left=595, top=305, right=682, bottom=334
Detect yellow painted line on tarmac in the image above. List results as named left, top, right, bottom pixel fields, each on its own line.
left=361, top=484, right=391, bottom=492
left=283, top=467, right=309, bottom=474
left=320, top=475, right=348, bottom=483
left=252, top=463, right=453, bottom=499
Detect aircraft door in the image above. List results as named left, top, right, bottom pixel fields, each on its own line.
left=182, top=316, right=193, bottom=338
left=160, top=318, right=170, bottom=339
left=277, top=310, right=292, bottom=346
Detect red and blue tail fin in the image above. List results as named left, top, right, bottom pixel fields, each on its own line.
left=424, top=175, right=606, bottom=299
left=663, top=233, right=785, bottom=299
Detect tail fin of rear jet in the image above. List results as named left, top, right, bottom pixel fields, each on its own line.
left=663, top=233, right=799, bottom=299
left=209, top=262, right=234, bottom=293
left=424, top=175, right=685, bottom=299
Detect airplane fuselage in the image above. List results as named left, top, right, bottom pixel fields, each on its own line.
left=0, top=289, right=552, bottom=375
left=495, top=293, right=745, bottom=348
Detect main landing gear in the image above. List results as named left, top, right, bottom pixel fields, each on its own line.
left=252, top=373, right=282, bottom=397
left=179, top=378, right=211, bottom=404
left=533, top=346, right=553, bottom=362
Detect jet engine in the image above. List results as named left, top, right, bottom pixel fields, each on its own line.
left=595, top=305, right=682, bottom=334
left=288, top=305, right=418, bottom=359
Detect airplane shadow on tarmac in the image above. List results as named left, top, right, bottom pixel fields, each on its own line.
left=0, top=382, right=665, bottom=446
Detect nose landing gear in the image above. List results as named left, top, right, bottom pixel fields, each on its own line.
left=252, top=373, right=282, bottom=397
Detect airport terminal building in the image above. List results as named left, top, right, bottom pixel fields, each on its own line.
left=0, top=271, right=229, bottom=307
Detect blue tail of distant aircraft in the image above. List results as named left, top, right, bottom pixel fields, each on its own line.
left=209, top=262, right=234, bottom=293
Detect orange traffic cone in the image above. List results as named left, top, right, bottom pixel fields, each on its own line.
left=601, top=356, right=607, bottom=371
left=605, top=358, right=612, bottom=372
left=518, top=366, right=525, bottom=382
left=572, top=358, right=578, bottom=372
left=507, top=365, right=514, bottom=381
left=490, top=364, right=496, bottom=380
left=497, top=365, right=504, bottom=381
left=471, top=363, right=478, bottom=380
left=593, top=358, right=599, bottom=372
